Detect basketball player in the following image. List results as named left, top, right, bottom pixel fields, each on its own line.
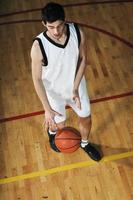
left=31, top=2, right=101, bottom=161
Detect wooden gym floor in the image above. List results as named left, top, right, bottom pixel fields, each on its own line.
left=0, top=0, right=133, bottom=199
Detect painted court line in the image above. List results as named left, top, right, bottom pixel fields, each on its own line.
left=0, top=151, right=133, bottom=185
left=0, top=92, right=132, bottom=123
left=0, top=1, right=133, bottom=18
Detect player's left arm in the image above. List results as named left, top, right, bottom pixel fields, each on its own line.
left=74, top=26, right=87, bottom=90
left=72, top=26, right=87, bottom=109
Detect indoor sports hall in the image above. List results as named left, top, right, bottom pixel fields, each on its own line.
left=0, top=0, right=133, bottom=199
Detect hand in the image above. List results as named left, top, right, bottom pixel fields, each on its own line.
left=43, top=109, right=62, bottom=130
left=72, top=89, right=81, bottom=110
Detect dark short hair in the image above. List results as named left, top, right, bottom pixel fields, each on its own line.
left=41, top=2, right=65, bottom=24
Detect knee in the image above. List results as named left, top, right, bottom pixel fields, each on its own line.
left=79, top=115, right=92, bottom=125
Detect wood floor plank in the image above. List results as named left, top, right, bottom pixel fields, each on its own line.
left=0, top=1, right=133, bottom=199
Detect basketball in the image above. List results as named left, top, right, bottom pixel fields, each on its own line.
left=55, top=127, right=81, bottom=153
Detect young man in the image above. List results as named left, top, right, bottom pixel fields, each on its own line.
left=31, top=2, right=101, bottom=161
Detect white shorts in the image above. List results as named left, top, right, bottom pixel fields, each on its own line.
left=47, top=93, right=91, bottom=124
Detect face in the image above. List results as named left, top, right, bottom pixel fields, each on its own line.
left=43, top=20, right=65, bottom=40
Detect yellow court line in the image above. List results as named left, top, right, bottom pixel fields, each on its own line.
left=0, top=151, right=133, bottom=185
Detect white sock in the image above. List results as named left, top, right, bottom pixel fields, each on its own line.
left=81, top=139, right=89, bottom=148
left=49, top=129, right=56, bottom=135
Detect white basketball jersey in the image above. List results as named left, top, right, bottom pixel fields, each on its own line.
left=35, top=23, right=87, bottom=100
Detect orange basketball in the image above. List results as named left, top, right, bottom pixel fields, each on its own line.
left=55, top=127, right=81, bottom=153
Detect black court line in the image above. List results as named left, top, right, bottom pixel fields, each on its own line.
left=0, top=1, right=133, bottom=18
left=1, top=20, right=133, bottom=50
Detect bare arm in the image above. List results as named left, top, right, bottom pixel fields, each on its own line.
left=31, top=40, right=51, bottom=111
left=72, top=26, right=87, bottom=109
left=31, top=41, right=61, bottom=129
left=74, top=26, right=87, bottom=90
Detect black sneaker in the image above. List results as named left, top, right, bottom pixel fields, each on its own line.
left=81, top=143, right=101, bottom=161
left=47, top=130, right=60, bottom=152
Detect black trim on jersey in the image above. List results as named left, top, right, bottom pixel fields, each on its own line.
left=74, top=23, right=81, bottom=78
left=73, top=23, right=81, bottom=48
left=33, top=37, right=48, bottom=66
left=43, top=23, right=70, bottom=48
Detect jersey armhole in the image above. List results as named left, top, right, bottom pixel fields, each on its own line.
left=33, top=37, right=48, bottom=66
left=73, top=23, right=81, bottom=48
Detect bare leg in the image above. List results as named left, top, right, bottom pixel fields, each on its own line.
left=79, top=115, right=101, bottom=161
left=79, top=115, right=92, bottom=140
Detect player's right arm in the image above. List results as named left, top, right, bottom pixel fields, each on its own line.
left=31, top=40, right=61, bottom=129
left=31, top=40, right=51, bottom=111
